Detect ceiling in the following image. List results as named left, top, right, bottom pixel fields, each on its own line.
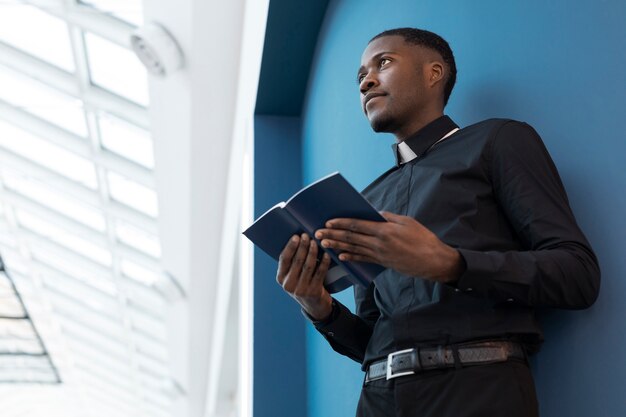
left=0, top=0, right=270, bottom=415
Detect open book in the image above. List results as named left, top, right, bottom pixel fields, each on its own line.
left=243, top=172, right=386, bottom=293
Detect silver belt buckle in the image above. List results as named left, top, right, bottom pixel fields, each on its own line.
left=386, top=348, right=416, bottom=380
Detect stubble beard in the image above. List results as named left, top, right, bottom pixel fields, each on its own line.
left=367, top=97, right=404, bottom=133
left=368, top=110, right=397, bottom=133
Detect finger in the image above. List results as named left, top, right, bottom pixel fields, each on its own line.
left=316, top=227, right=378, bottom=248
left=300, top=239, right=319, bottom=283
left=312, top=252, right=332, bottom=283
left=276, top=235, right=300, bottom=284
left=286, top=233, right=310, bottom=279
left=324, top=218, right=381, bottom=235
left=338, top=252, right=379, bottom=264
left=320, top=238, right=378, bottom=259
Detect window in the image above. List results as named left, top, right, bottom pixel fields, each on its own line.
left=0, top=1, right=172, bottom=415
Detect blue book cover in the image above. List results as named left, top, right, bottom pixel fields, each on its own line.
left=243, top=172, right=386, bottom=293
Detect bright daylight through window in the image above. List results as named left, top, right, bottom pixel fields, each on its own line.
left=0, top=1, right=172, bottom=416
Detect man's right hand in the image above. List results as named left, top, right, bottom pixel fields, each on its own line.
left=276, top=233, right=333, bottom=321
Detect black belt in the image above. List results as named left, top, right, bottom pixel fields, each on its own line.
left=365, top=340, right=525, bottom=383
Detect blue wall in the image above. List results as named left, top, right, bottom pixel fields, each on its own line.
left=253, top=116, right=307, bottom=417
left=252, top=1, right=331, bottom=415
left=300, top=1, right=626, bottom=416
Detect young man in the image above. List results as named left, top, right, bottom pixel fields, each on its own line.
left=276, top=28, right=600, bottom=417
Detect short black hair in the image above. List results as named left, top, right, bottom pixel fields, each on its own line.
left=370, top=28, right=457, bottom=106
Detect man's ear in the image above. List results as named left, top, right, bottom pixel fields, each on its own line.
left=426, top=61, right=445, bottom=88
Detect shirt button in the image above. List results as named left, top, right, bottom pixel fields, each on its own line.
left=466, top=288, right=473, bottom=292
left=454, top=288, right=460, bottom=293
left=507, top=298, right=514, bottom=302
left=327, top=332, right=334, bottom=337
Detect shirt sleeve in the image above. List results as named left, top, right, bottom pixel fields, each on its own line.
left=302, top=282, right=380, bottom=364
left=455, top=121, right=600, bottom=308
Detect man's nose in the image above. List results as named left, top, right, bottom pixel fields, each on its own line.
left=360, top=75, right=378, bottom=94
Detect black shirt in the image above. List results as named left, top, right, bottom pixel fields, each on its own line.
left=312, top=116, right=600, bottom=368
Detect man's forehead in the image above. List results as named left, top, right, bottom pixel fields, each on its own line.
left=360, top=35, right=422, bottom=64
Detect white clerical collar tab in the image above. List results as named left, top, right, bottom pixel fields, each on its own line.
left=397, top=141, right=418, bottom=165
left=398, top=127, right=460, bottom=165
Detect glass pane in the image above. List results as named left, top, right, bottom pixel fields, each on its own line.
left=41, top=271, right=119, bottom=317
left=0, top=355, right=53, bottom=370
left=58, top=318, right=127, bottom=357
left=0, top=64, right=87, bottom=136
left=120, top=259, right=158, bottom=286
left=129, top=308, right=165, bottom=341
left=79, top=0, right=144, bottom=26
left=141, top=403, right=171, bottom=417
left=0, top=120, right=98, bottom=189
left=0, top=224, right=18, bottom=247
left=107, top=172, right=158, bottom=217
left=98, top=112, right=154, bottom=168
left=16, top=210, right=112, bottom=266
left=0, top=251, right=27, bottom=277
left=0, top=235, right=16, bottom=254
left=115, top=221, right=161, bottom=257
left=0, top=296, right=24, bottom=318
left=134, top=332, right=167, bottom=363
left=0, top=272, right=26, bottom=317
left=80, top=377, right=135, bottom=409
left=137, top=376, right=170, bottom=405
left=31, top=248, right=118, bottom=297
left=0, top=4, right=74, bottom=72
left=0, top=370, right=58, bottom=383
left=47, top=292, right=125, bottom=340
left=74, top=357, right=133, bottom=389
left=0, top=319, right=42, bottom=354
left=123, top=281, right=164, bottom=316
left=0, top=356, right=57, bottom=383
left=1, top=169, right=106, bottom=232
left=64, top=329, right=126, bottom=363
left=84, top=32, right=149, bottom=106
left=70, top=342, right=129, bottom=377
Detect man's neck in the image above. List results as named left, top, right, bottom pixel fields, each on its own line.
left=394, top=109, right=444, bottom=143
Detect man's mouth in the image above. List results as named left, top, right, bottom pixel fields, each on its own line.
left=363, top=92, right=387, bottom=112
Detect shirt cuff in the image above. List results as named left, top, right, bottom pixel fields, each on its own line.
left=301, top=298, right=339, bottom=326
left=454, top=248, right=493, bottom=296
left=301, top=298, right=355, bottom=339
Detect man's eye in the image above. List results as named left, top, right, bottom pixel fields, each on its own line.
left=357, top=74, right=365, bottom=83
left=379, top=58, right=391, bottom=68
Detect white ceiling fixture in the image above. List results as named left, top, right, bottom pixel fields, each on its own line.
left=131, top=22, right=184, bottom=77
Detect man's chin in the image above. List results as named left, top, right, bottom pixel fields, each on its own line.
left=369, top=114, right=394, bottom=133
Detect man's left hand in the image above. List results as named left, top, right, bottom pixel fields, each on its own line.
left=314, top=211, right=464, bottom=283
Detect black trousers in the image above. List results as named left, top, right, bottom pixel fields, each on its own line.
left=357, top=360, right=539, bottom=417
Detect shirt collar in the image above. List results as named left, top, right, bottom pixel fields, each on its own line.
left=392, top=115, right=460, bottom=166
